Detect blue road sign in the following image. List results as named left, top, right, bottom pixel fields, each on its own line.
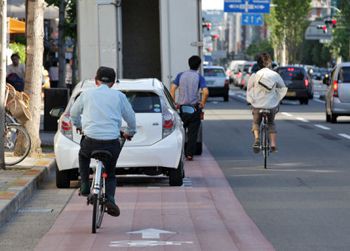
left=241, top=14, right=264, bottom=26
left=224, top=0, right=270, bottom=13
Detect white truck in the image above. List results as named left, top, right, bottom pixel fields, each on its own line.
left=77, top=0, right=203, bottom=88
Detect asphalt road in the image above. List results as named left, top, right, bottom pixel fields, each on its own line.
left=203, top=87, right=350, bottom=251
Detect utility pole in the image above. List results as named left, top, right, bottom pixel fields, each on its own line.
left=58, top=0, right=66, bottom=88
left=0, top=0, right=7, bottom=169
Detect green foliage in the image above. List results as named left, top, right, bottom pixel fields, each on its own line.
left=330, top=0, right=350, bottom=61
left=246, top=40, right=274, bottom=59
left=300, top=40, right=331, bottom=66
left=266, top=0, right=312, bottom=63
left=8, top=43, right=26, bottom=63
left=45, top=0, right=77, bottom=39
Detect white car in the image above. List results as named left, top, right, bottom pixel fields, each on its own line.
left=52, top=78, right=185, bottom=188
left=203, top=66, right=229, bottom=102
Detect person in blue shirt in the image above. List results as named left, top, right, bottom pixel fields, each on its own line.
left=70, top=66, right=136, bottom=217
left=170, top=55, right=209, bottom=161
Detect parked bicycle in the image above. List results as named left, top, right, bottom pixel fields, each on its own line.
left=4, top=112, right=31, bottom=166
left=87, top=131, right=129, bottom=234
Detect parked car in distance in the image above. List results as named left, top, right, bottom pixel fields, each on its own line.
left=227, top=60, right=247, bottom=85
left=324, top=62, right=350, bottom=123
left=203, top=66, right=229, bottom=102
left=275, top=66, right=314, bottom=104
left=237, top=61, right=256, bottom=90
left=52, top=78, right=185, bottom=188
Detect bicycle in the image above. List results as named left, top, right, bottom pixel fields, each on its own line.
left=259, top=109, right=270, bottom=169
left=4, top=112, right=31, bottom=166
left=88, top=132, right=128, bottom=234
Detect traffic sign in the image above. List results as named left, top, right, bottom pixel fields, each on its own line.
left=241, top=14, right=264, bottom=26
left=224, top=0, right=270, bottom=13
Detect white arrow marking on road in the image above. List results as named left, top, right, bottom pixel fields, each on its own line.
left=109, top=240, right=193, bottom=248
left=128, top=228, right=176, bottom=239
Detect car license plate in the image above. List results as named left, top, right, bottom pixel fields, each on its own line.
left=286, top=91, right=296, bottom=97
left=206, top=81, right=215, bottom=86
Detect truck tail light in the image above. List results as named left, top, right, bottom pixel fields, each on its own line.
left=304, top=79, right=309, bottom=87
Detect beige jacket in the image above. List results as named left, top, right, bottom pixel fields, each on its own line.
left=246, top=68, right=287, bottom=109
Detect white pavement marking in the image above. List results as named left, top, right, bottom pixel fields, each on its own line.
left=296, top=117, right=309, bottom=123
left=314, top=124, right=331, bottom=130
left=338, top=133, right=350, bottom=140
left=313, top=98, right=325, bottom=104
left=281, top=112, right=293, bottom=117
left=109, top=240, right=193, bottom=248
left=128, top=228, right=176, bottom=239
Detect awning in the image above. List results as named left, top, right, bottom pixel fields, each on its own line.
left=8, top=17, right=25, bottom=34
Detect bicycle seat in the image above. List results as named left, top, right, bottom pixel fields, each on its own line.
left=259, top=109, right=271, bottom=114
left=91, top=150, right=113, bottom=162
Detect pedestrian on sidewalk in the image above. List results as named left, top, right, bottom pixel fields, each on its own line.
left=170, top=55, right=209, bottom=161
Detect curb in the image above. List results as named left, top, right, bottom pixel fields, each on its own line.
left=0, top=160, right=55, bottom=227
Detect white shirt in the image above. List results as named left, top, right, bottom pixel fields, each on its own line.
left=6, top=64, right=25, bottom=79
left=246, top=68, right=287, bottom=109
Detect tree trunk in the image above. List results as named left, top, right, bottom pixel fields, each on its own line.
left=24, top=0, right=45, bottom=155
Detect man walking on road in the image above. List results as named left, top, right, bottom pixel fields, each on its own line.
left=170, top=55, right=209, bottom=161
left=70, top=66, right=136, bottom=217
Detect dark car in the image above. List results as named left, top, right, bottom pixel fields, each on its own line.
left=275, top=66, right=314, bottom=105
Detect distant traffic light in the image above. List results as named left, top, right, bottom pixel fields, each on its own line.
left=325, top=18, right=337, bottom=28
left=202, top=22, right=212, bottom=31
left=317, top=25, right=328, bottom=33
left=211, top=34, right=219, bottom=40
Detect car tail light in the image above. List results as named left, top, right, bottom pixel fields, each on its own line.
left=304, top=79, right=309, bottom=87
left=59, top=112, right=73, bottom=140
left=162, top=109, right=175, bottom=138
left=333, top=80, right=338, bottom=97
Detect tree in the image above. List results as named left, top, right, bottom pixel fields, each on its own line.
left=45, top=0, right=77, bottom=87
left=266, top=0, right=311, bottom=64
left=246, top=40, right=274, bottom=60
left=330, top=0, right=350, bottom=61
left=24, top=0, right=45, bottom=155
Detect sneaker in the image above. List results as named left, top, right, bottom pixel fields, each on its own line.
left=252, top=139, right=260, bottom=153
left=270, top=146, right=278, bottom=153
left=186, top=155, right=193, bottom=161
left=79, top=182, right=90, bottom=197
left=105, top=200, right=120, bottom=217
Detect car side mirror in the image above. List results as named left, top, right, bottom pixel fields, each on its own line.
left=323, top=74, right=330, bottom=85
left=50, top=107, right=64, bottom=118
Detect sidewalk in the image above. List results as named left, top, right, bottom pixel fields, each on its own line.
left=0, top=130, right=56, bottom=227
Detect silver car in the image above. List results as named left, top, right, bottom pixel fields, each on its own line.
left=325, top=62, right=350, bottom=123
left=204, top=66, right=229, bottom=102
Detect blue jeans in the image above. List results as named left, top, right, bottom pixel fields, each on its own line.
left=79, top=136, right=121, bottom=203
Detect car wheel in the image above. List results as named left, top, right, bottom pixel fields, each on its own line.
left=330, top=113, right=337, bottom=123
left=304, top=99, right=309, bottom=105
left=224, top=94, right=229, bottom=102
left=55, top=160, right=71, bottom=188
left=169, top=159, right=184, bottom=186
left=326, top=113, right=331, bottom=122
left=299, top=99, right=304, bottom=105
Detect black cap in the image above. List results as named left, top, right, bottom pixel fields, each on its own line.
left=95, top=66, right=116, bottom=83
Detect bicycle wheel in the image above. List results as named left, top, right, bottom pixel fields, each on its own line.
left=4, top=124, right=31, bottom=166
left=261, top=126, right=268, bottom=169
left=92, top=194, right=99, bottom=233
left=96, top=180, right=105, bottom=229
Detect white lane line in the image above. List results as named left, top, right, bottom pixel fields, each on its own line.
left=314, top=124, right=331, bottom=130
left=338, top=133, right=350, bottom=140
left=313, top=99, right=325, bottom=104
left=296, top=117, right=309, bottom=123
left=281, top=112, right=293, bottom=117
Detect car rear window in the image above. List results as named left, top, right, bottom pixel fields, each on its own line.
left=276, top=67, right=305, bottom=81
left=339, top=67, right=350, bottom=83
left=123, top=91, right=161, bottom=113
left=204, top=68, right=226, bottom=77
